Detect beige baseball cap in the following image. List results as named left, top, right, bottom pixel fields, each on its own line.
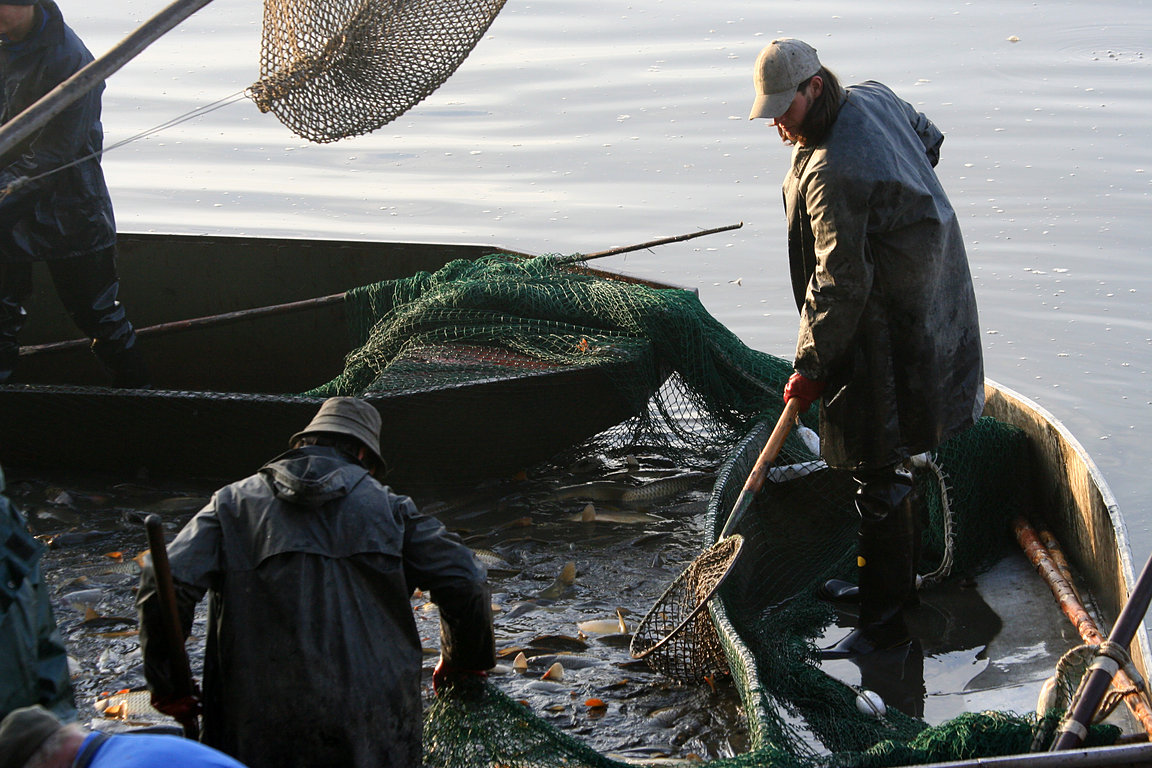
left=748, top=38, right=821, bottom=120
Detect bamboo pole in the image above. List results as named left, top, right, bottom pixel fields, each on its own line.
left=1014, top=516, right=1152, bottom=737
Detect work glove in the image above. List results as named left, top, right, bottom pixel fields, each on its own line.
left=433, top=656, right=488, bottom=696
left=783, top=371, right=826, bottom=412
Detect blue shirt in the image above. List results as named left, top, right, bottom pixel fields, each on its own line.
left=76, top=732, right=248, bottom=767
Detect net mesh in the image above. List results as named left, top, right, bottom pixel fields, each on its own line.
left=302, top=253, right=786, bottom=467
left=250, top=0, right=506, bottom=142
left=629, top=533, right=743, bottom=683
left=292, top=252, right=1119, bottom=767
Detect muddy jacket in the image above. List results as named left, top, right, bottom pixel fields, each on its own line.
left=0, top=0, right=115, bottom=263
left=137, top=447, right=495, bottom=768
left=783, top=81, right=984, bottom=471
left=1, top=473, right=75, bottom=720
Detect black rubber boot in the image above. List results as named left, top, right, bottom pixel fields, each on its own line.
left=93, top=339, right=150, bottom=389
left=820, top=466, right=918, bottom=659
left=50, top=249, right=150, bottom=388
left=818, top=472, right=924, bottom=607
left=0, top=264, right=31, bottom=384
left=818, top=578, right=862, bottom=603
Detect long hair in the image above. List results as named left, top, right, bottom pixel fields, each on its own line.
left=795, top=66, right=844, bottom=147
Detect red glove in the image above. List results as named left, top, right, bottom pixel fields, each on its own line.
left=151, top=692, right=202, bottom=722
left=433, top=657, right=488, bottom=696
left=783, top=372, right=826, bottom=412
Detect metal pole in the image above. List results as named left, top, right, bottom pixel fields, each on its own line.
left=0, top=0, right=217, bottom=162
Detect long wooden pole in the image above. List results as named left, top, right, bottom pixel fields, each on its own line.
left=144, top=514, right=200, bottom=740
left=0, top=0, right=217, bottom=163
left=562, top=222, right=743, bottom=264
left=1014, top=517, right=1152, bottom=738
left=19, top=225, right=742, bottom=358
left=19, top=292, right=345, bottom=357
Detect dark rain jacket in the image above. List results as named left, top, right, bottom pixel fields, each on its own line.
left=1, top=470, right=75, bottom=721
left=783, top=81, right=984, bottom=472
left=0, top=0, right=116, bottom=263
left=137, top=447, right=496, bottom=768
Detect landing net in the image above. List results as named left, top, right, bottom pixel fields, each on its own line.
left=297, top=252, right=1120, bottom=767
left=250, top=0, right=506, bottom=142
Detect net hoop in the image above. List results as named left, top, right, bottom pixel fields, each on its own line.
left=629, top=534, right=743, bottom=682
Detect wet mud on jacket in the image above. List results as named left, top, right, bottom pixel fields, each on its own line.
left=0, top=0, right=115, bottom=263
left=782, top=80, right=984, bottom=471
left=137, top=446, right=495, bottom=768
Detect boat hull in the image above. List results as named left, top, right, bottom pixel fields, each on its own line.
left=0, top=233, right=669, bottom=488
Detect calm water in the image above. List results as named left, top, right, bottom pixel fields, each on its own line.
left=68, top=1, right=1150, bottom=557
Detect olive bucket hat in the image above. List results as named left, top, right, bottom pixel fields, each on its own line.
left=290, top=397, right=385, bottom=467
left=0, top=706, right=64, bottom=768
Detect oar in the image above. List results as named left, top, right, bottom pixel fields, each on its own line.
left=1051, top=544, right=1152, bottom=750
left=19, top=224, right=742, bottom=358
left=144, top=514, right=200, bottom=740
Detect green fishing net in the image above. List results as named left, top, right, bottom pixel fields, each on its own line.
left=299, top=252, right=1118, bottom=767
left=304, top=252, right=789, bottom=465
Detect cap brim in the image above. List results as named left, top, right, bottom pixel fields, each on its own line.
left=748, top=90, right=795, bottom=121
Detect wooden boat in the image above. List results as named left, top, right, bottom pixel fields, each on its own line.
left=0, top=232, right=674, bottom=490
left=705, top=379, right=1152, bottom=766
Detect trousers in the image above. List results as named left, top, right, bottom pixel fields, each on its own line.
left=0, top=246, right=146, bottom=387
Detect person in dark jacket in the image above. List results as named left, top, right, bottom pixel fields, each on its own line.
left=137, top=397, right=496, bottom=768
left=748, top=39, right=983, bottom=657
left=0, top=463, right=75, bottom=722
left=0, top=0, right=147, bottom=387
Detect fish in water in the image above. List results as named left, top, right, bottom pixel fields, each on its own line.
left=569, top=504, right=663, bottom=525
left=535, top=561, right=576, bottom=600
left=471, top=548, right=521, bottom=577
left=554, top=472, right=712, bottom=506
left=74, top=551, right=146, bottom=578
left=766, top=460, right=827, bottom=484
left=578, top=607, right=628, bottom=636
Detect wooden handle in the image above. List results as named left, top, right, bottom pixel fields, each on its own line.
left=718, top=398, right=803, bottom=539
left=145, top=514, right=200, bottom=740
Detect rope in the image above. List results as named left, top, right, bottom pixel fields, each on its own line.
left=0, top=91, right=247, bottom=196
left=912, top=452, right=955, bottom=586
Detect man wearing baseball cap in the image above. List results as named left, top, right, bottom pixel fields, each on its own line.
left=0, top=705, right=246, bottom=767
left=136, top=397, right=495, bottom=768
left=748, top=39, right=983, bottom=658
